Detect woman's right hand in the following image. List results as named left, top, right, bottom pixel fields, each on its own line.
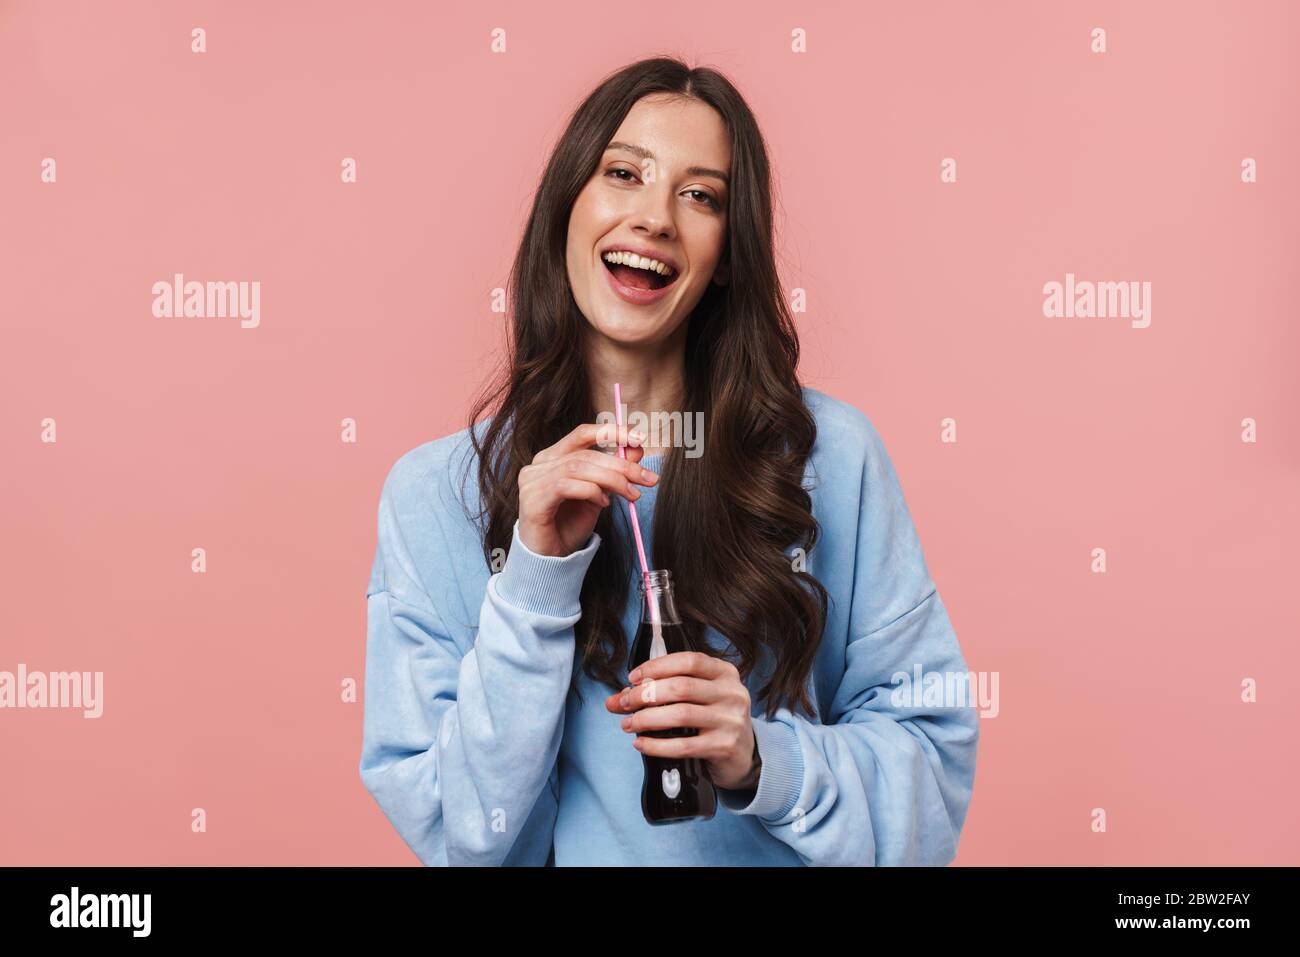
left=517, top=422, right=659, bottom=558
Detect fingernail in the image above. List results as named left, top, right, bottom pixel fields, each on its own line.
left=640, top=467, right=657, bottom=481
left=630, top=431, right=644, bottom=443
left=621, top=717, right=632, bottom=730
left=629, top=667, right=642, bottom=681
left=619, top=690, right=629, bottom=707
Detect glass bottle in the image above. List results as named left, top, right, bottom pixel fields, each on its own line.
left=627, top=569, right=718, bottom=825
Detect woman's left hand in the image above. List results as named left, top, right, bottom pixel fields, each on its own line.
left=604, top=651, right=761, bottom=791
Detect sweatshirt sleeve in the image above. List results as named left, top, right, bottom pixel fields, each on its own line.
left=358, top=454, right=602, bottom=866
left=715, top=414, right=980, bottom=866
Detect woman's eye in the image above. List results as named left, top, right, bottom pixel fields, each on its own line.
left=687, top=189, right=721, bottom=211
left=606, top=168, right=636, bottom=182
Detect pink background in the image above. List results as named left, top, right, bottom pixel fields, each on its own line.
left=2, top=0, right=1297, bottom=865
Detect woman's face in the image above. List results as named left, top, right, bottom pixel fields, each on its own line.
left=566, top=93, right=731, bottom=347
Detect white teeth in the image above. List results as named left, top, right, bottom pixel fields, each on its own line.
left=602, top=250, right=675, bottom=278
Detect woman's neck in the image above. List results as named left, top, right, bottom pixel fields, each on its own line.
left=586, top=334, right=688, bottom=455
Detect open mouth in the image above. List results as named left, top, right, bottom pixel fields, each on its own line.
left=601, top=251, right=679, bottom=292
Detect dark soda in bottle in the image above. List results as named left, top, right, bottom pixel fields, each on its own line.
left=627, top=569, right=717, bottom=825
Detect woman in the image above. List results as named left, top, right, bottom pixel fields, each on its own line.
left=359, top=57, right=979, bottom=866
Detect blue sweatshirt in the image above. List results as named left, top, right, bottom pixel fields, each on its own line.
left=359, top=386, right=979, bottom=866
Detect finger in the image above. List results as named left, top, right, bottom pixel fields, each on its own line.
left=592, top=421, right=648, bottom=457
left=608, top=442, right=645, bottom=465
left=534, top=422, right=645, bottom=465
left=610, top=675, right=720, bottom=714
left=537, top=457, right=650, bottom=506
left=568, top=449, right=657, bottom=487
left=633, top=728, right=726, bottom=760
left=553, top=478, right=611, bottom=510
left=622, top=701, right=719, bottom=735
left=519, top=468, right=619, bottom=522
left=627, top=650, right=729, bottom=684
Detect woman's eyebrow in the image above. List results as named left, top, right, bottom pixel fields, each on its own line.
left=605, top=141, right=730, bottom=187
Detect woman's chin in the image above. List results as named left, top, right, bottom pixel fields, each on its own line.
left=591, top=324, right=659, bottom=346
left=591, top=309, right=686, bottom=343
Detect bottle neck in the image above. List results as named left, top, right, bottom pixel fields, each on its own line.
left=638, top=570, right=681, bottom=625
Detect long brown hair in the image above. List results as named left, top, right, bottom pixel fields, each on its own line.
left=461, top=56, right=827, bottom=721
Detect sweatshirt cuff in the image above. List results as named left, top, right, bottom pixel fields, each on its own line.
left=717, top=715, right=804, bottom=821
left=492, top=519, right=602, bottom=619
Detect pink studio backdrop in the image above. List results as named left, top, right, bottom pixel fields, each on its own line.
left=2, top=1, right=1297, bottom=866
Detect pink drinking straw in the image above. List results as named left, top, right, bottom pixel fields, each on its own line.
left=614, top=383, right=659, bottom=629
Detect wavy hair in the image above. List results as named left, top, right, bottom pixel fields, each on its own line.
left=461, top=56, right=827, bottom=721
